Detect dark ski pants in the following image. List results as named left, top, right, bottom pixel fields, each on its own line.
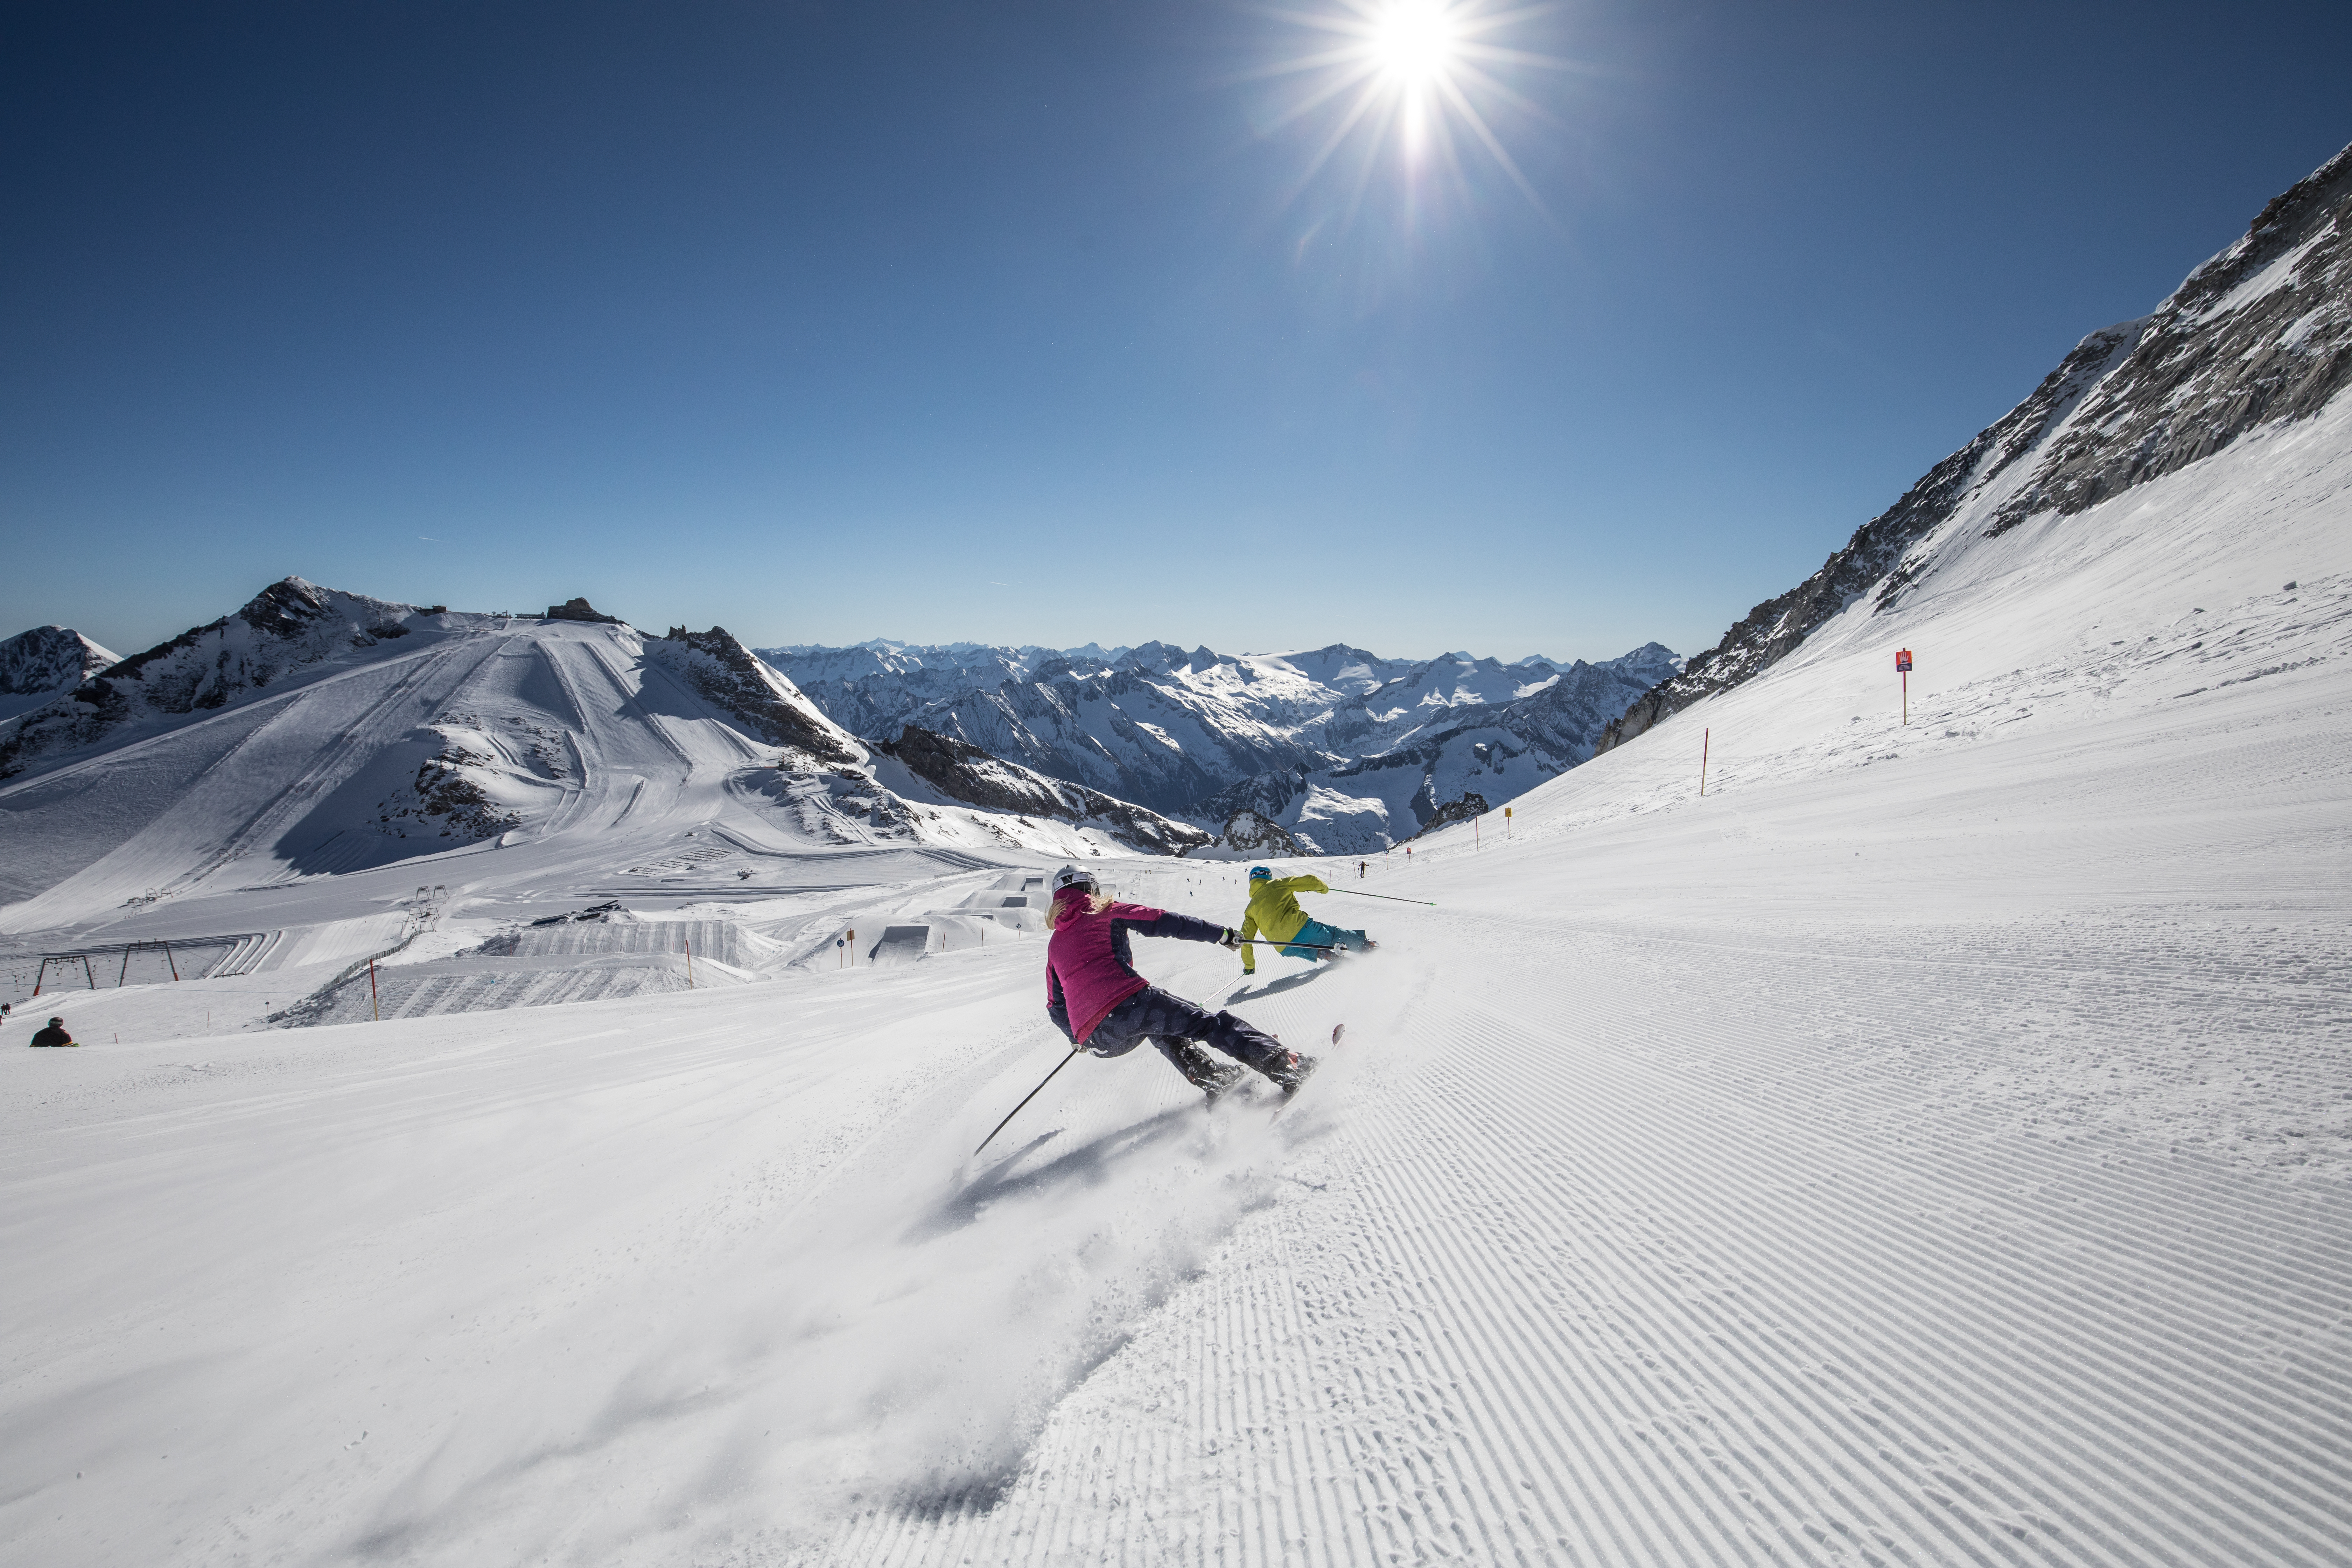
left=1086, top=985, right=1288, bottom=1088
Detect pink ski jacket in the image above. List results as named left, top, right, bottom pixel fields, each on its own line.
left=1044, top=892, right=1227, bottom=1044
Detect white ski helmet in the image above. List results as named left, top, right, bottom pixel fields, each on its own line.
left=1050, top=864, right=1098, bottom=897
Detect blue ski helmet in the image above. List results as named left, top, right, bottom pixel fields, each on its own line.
left=1248, top=866, right=1273, bottom=880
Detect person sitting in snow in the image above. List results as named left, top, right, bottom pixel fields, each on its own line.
left=1238, top=865, right=1376, bottom=976
left=1044, top=864, right=1314, bottom=1101
left=29, top=1016, right=77, bottom=1048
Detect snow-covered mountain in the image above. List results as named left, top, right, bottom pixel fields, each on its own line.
left=0, top=624, right=122, bottom=721
left=1600, top=139, right=2352, bottom=751
left=0, top=581, right=1206, bottom=931
left=760, top=637, right=1681, bottom=852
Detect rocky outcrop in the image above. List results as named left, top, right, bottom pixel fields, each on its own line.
left=875, top=726, right=1211, bottom=856
left=647, top=626, right=861, bottom=766
left=545, top=597, right=624, bottom=624
left=1218, top=808, right=1303, bottom=858
left=1190, top=768, right=1310, bottom=831
left=1982, top=144, right=2352, bottom=533
left=1413, top=792, right=1491, bottom=837
left=1597, top=141, right=2352, bottom=756
left=368, top=738, right=523, bottom=846
left=0, top=626, right=120, bottom=699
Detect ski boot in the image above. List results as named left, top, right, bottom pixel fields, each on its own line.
left=1263, top=1049, right=1319, bottom=1100
left=1163, top=1038, right=1247, bottom=1105
left=1202, top=1059, right=1249, bottom=1106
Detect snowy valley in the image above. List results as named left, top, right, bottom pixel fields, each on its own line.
left=0, top=142, right=2348, bottom=1568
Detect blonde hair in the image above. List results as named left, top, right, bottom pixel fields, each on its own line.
left=1048, top=890, right=1112, bottom=929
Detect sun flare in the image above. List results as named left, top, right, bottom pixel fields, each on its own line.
left=1253, top=0, right=1559, bottom=214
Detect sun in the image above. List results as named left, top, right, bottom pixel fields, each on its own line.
left=1248, top=0, right=1561, bottom=212
left=1371, top=0, right=1456, bottom=87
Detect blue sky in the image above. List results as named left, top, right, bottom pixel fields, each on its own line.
left=4, top=0, right=2347, bottom=665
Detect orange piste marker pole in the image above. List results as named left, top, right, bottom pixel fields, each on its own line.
left=1701, top=728, right=1710, bottom=796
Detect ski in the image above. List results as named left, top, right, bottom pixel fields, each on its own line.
left=1272, top=1023, right=1343, bottom=1118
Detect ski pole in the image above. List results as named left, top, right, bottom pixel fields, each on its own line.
left=1238, top=938, right=1339, bottom=951
left=1326, top=887, right=1437, bottom=906
left=973, top=1046, right=1082, bottom=1158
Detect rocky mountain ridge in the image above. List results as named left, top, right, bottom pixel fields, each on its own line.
left=1598, top=140, right=2352, bottom=752
left=872, top=727, right=1211, bottom=857
left=0, top=578, right=432, bottom=779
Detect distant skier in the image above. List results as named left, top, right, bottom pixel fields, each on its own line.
left=1238, top=866, right=1374, bottom=976
left=29, top=1016, right=77, bottom=1048
left=1045, top=865, right=1313, bottom=1101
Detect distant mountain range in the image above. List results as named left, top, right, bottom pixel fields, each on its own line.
left=757, top=639, right=1683, bottom=854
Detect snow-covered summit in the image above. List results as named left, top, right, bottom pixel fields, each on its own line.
left=1601, top=138, right=2352, bottom=749
left=0, top=576, right=443, bottom=779
left=0, top=624, right=120, bottom=721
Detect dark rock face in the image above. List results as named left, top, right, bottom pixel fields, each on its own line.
left=366, top=738, right=521, bottom=846
left=1414, top=792, right=1491, bottom=836
left=1190, top=769, right=1311, bottom=832
left=1219, top=808, right=1302, bottom=858
left=1984, top=145, right=2352, bottom=534
left=545, top=598, right=622, bottom=624
left=877, top=726, right=1211, bottom=856
left=648, top=626, right=860, bottom=766
left=1597, top=140, right=2352, bottom=756
left=0, top=626, right=119, bottom=698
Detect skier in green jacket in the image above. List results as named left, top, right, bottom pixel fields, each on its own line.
left=1237, top=866, right=1376, bottom=975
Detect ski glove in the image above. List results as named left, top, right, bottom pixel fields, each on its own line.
left=1219, top=927, right=1242, bottom=951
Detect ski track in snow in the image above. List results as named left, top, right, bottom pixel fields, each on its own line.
left=819, top=907, right=2350, bottom=1568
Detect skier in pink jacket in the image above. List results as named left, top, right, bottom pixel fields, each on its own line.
left=1044, top=864, right=1316, bottom=1101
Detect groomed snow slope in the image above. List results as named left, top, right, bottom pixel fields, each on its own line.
left=4, top=408, right=2349, bottom=1565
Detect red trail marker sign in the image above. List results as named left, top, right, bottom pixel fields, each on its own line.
left=1896, top=648, right=1913, bottom=724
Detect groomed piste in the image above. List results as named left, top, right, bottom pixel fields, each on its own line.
left=4, top=351, right=2348, bottom=1564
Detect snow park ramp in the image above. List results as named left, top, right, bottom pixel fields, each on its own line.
left=866, top=925, right=929, bottom=964
left=509, top=918, right=777, bottom=971
left=276, top=950, right=746, bottom=1027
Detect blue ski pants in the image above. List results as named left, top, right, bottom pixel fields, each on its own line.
left=1286, top=918, right=1369, bottom=961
